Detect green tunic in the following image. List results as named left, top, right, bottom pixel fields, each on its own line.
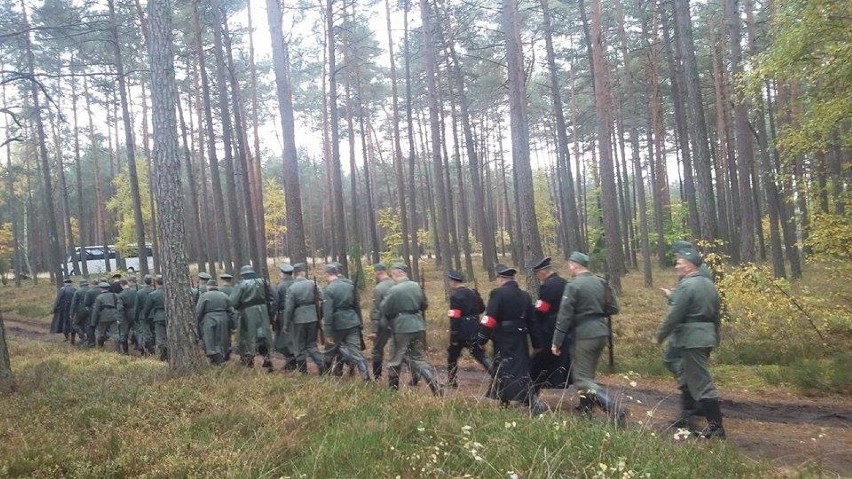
left=196, top=289, right=231, bottom=356
left=380, top=278, right=427, bottom=334
left=552, top=272, right=619, bottom=345
left=134, top=285, right=154, bottom=346
left=323, top=278, right=361, bottom=332
left=70, top=286, right=89, bottom=334
left=370, top=278, right=395, bottom=334
left=118, top=286, right=137, bottom=338
left=229, top=275, right=273, bottom=356
left=283, top=278, right=323, bottom=325
left=142, top=288, right=167, bottom=348
left=274, top=278, right=295, bottom=355
left=91, top=291, right=124, bottom=343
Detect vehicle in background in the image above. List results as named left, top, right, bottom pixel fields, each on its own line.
left=64, top=244, right=154, bottom=276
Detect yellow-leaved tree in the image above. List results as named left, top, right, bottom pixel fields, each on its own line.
left=106, top=161, right=153, bottom=256
left=533, top=171, right=558, bottom=256
left=264, top=177, right=286, bottom=257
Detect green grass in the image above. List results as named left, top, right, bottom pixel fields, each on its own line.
left=0, top=338, right=767, bottom=478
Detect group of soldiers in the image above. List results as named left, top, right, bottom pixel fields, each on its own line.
left=51, top=239, right=725, bottom=439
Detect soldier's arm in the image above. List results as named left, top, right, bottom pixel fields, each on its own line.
left=552, top=283, right=576, bottom=348
left=322, top=286, right=333, bottom=330
left=116, top=297, right=124, bottom=315
left=370, top=286, right=383, bottom=334
left=447, top=290, right=462, bottom=320
left=141, top=295, right=153, bottom=320
left=228, top=285, right=241, bottom=310
left=195, top=296, right=207, bottom=323
left=476, top=291, right=499, bottom=345
left=656, top=283, right=691, bottom=344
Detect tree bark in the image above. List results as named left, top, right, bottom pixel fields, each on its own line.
left=403, top=4, right=420, bottom=279
left=147, top=0, right=204, bottom=370
left=0, top=311, right=11, bottom=394
left=326, top=0, right=349, bottom=272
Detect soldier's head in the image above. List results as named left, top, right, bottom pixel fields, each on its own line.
left=373, top=263, right=388, bottom=281
left=155, top=275, right=164, bottom=287
left=494, top=264, right=517, bottom=285
left=567, top=251, right=590, bottom=277
left=98, top=281, right=110, bottom=290
left=292, top=263, right=307, bottom=279
left=112, top=273, right=122, bottom=282
left=670, top=240, right=694, bottom=255
left=239, top=265, right=256, bottom=278
left=279, top=263, right=294, bottom=279
left=143, top=274, right=153, bottom=286
left=324, top=264, right=340, bottom=281
left=63, top=278, right=73, bottom=285
left=390, top=262, right=409, bottom=281
left=197, top=272, right=212, bottom=285
left=206, top=279, right=219, bottom=290
left=128, top=277, right=137, bottom=286
left=447, top=270, right=465, bottom=289
left=531, top=257, right=553, bottom=282
left=675, top=249, right=702, bottom=278
left=219, top=273, right=233, bottom=285
left=120, top=279, right=129, bottom=289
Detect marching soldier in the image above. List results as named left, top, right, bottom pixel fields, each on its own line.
left=69, top=280, right=90, bottom=345
left=230, top=265, right=274, bottom=371
left=117, top=279, right=138, bottom=355
left=529, top=257, right=571, bottom=392
left=274, top=263, right=296, bottom=369
left=218, top=273, right=236, bottom=361
left=196, top=279, right=231, bottom=365
left=551, top=252, right=625, bottom=424
left=476, top=264, right=547, bottom=415
left=380, top=262, right=443, bottom=396
left=657, top=249, right=725, bottom=439
left=192, top=272, right=212, bottom=305
left=368, top=263, right=394, bottom=379
left=446, top=270, right=492, bottom=388
left=83, top=279, right=104, bottom=347
left=134, top=275, right=155, bottom=355
left=90, top=281, right=124, bottom=350
left=142, top=276, right=168, bottom=361
left=109, top=272, right=123, bottom=294
left=322, top=264, right=370, bottom=381
left=282, top=263, right=327, bottom=374
left=50, top=278, right=76, bottom=341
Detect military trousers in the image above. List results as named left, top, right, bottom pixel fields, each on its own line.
left=153, top=320, right=168, bottom=348
left=201, top=316, right=227, bottom=356
left=290, top=321, right=325, bottom=367
left=72, top=313, right=88, bottom=338
left=274, top=314, right=294, bottom=357
left=662, top=340, right=683, bottom=377
left=134, top=317, right=153, bottom=349
left=678, top=347, right=719, bottom=401
left=371, top=326, right=392, bottom=363
left=571, top=336, right=607, bottom=394
left=95, top=320, right=121, bottom=346
left=326, top=326, right=365, bottom=365
left=387, top=331, right=436, bottom=382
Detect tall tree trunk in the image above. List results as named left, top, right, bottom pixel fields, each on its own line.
left=147, top=0, right=204, bottom=370
left=246, top=0, right=267, bottom=258
left=3, top=82, right=23, bottom=286
left=83, top=79, right=110, bottom=275
left=403, top=5, right=420, bottom=279
left=445, top=65, right=475, bottom=280
left=326, top=0, right=349, bottom=272
left=108, top=0, right=148, bottom=275
left=140, top=83, right=162, bottom=273
left=711, top=30, right=739, bottom=260
left=177, top=91, right=208, bottom=272
left=265, top=0, right=308, bottom=265
left=587, top=0, right=625, bottom=289
left=50, top=72, right=77, bottom=277
left=22, top=2, right=62, bottom=286
left=0, top=310, right=11, bottom=393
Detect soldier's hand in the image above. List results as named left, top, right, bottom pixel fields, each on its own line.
left=368, top=332, right=377, bottom=341
left=551, top=345, right=561, bottom=356
left=326, top=337, right=336, bottom=346
left=659, top=288, right=672, bottom=299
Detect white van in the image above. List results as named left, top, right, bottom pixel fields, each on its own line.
left=65, top=244, right=154, bottom=275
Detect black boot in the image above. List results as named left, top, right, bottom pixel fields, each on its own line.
left=372, top=360, right=383, bottom=380
left=356, top=360, right=371, bottom=381
left=159, top=347, right=169, bottom=362
left=388, top=375, right=400, bottom=391
left=592, top=390, right=627, bottom=427
left=419, top=369, right=443, bottom=397
left=241, top=355, right=254, bottom=367
left=669, top=388, right=699, bottom=430
left=529, top=396, right=550, bottom=416
left=207, top=354, right=219, bottom=365
left=262, top=355, right=273, bottom=373
left=447, top=361, right=459, bottom=389
left=698, top=399, right=726, bottom=439
left=575, top=395, right=594, bottom=416
left=296, top=360, right=309, bottom=375
left=70, top=332, right=76, bottom=345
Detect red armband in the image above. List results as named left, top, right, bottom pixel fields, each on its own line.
left=448, top=308, right=462, bottom=319
left=535, top=299, right=551, bottom=313
left=480, top=315, right=497, bottom=329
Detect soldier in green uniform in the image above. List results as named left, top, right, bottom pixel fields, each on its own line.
left=282, top=263, right=327, bottom=374
left=69, top=280, right=90, bottom=345
left=230, top=265, right=274, bottom=370
left=660, top=240, right=714, bottom=428
left=657, top=249, right=725, bottom=439
left=142, top=276, right=168, bottom=361
left=551, top=252, right=626, bottom=424
left=368, top=263, right=394, bottom=379
left=274, top=263, right=296, bottom=369
left=379, top=262, right=442, bottom=396
left=192, top=272, right=212, bottom=305
left=196, top=279, right=231, bottom=365
left=90, top=281, right=124, bottom=350
left=322, top=264, right=370, bottom=381
left=219, top=273, right=236, bottom=361
left=117, top=279, right=138, bottom=355
left=134, top=275, right=155, bottom=355
left=83, top=280, right=104, bottom=347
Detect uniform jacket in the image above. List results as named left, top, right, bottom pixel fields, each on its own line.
left=142, top=289, right=166, bottom=323
left=283, top=277, right=323, bottom=324
left=380, top=278, right=427, bottom=334
left=91, top=291, right=124, bottom=324
left=656, top=272, right=720, bottom=349
left=323, top=278, right=361, bottom=332
left=50, top=285, right=76, bottom=333
left=532, top=273, right=567, bottom=350
left=196, top=289, right=232, bottom=325
left=370, top=277, right=395, bottom=333
left=553, top=272, right=618, bottom=345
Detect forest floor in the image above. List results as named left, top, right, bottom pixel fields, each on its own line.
left=3, top=309, right=850, bottom=477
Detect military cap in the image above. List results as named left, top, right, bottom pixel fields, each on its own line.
left=495, top=264, right=517, bottom=278
left=143, top=274, right=153, bottom=280
left=198, top=272, right=212, bottom=281
left=293, top=263, right=307, bottom=273
left=531, top=257, right=552, bottom=272
left=568, top=251, right=590, bottom=267
left=206, top=279, right=218, bottom=287
left=279, top=263, right=294, bottom=274
left=391, top=262, right=409, bottom=272
left=677, top=248, right=703, bottom=267
left=447, top=270, right=465, bottom=282
left=80, top=281, right=89, bottom=287
left=63, top=277, right=73, bottom=283
left=670, top=240, right=694, bottom=254
left=219, top=273, right=233, bottom=280
left=239, top=264, right=255, bottom=276
left=323, top=264, right=339, bottom=275
left=98, top=281, right=110, bottom=288
left=155, top=274, right=163, bottom=280
left=373, top=262, right=387, bottom=271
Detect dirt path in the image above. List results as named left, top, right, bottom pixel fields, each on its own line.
left=3, top=314, right=850, bottom=476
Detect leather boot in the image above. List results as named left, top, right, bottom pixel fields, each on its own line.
left=372, top=359, right=383, bottom=380
left=159, top=347, right=169, bottom=362
left=592, top=390, right=627, bottom=427
left=207, top=354, right=219, bottom=365
left=262, top=355, right=274, bottom=373
left=356, top=360, right=371, bottom=381
left=575, top=394, right=594, bottom=416
left=241, top=354, right=254, bottom=367
left=447, top=361, right=459, bottom=389
left=70, top=333, right=76, bottom=345
left=669, top=388, right=699, bottom=430
left=388, top=375, right=400, bottom=391
left=296, top=360, right=309, bottom=375
left=698, top=399, right=726, bottom=439
left=419, top=368, right=443, bottom=397
left=529, top=396, right=550, bottom=416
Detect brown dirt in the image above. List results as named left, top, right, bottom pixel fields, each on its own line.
left=3, top=313, right=850, bottom=477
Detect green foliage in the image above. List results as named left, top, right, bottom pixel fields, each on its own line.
left=263, top=177, right=286, bottom=252
left=0, top=338, right=767, bottom=477
left=377, top=207, right=402, bottom=266
left=105, top=162, right=152, bottom=256
left=804, top=212, right=852, bottom=261
left=533, top=171, right=559, bottom=256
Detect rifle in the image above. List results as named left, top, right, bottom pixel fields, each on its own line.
left=604, top=274, right=615, bottom=372
left=419, top=270, right=427, bottom=312
left=351, top=271, right=367, bottom=351
left=312, top=275, right=325, bottom=345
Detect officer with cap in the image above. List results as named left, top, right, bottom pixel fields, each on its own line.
left=83, top=278, right=105, bottom=347
left=230, top=265, right=275, bottom=370
left=109, top=272, right=123, bottom=294
left=368, top=263, right=395, bottom=379
left=552, top=251, right=625, bottom=424
left=50, top=277, right=76, bottom=341
left=380, top=262, right=443, bottom=395
left=192, top=272, right=212, bottom=305
left=445, top=270, right=492, bottom=388
left=196, top=279, right=232, bottom=365
left=657, top=249, right=725, bottom=439
left=70, top=280, right=90, bottom=345
left=134, top=274, right=155, bottom=355
left=529, top=257, right=571, bottom=392
left=91, top=281, right=124, bottom=350
left=323, top=263, right=370, bottom=381
left=218, top=273, right=236, bottom=361
left=282, top=262, right=328, bottom=374
left=141, top=276, right=167, bottom=360
left=477, top=264, right=547, bottom=415
left=117, top=278, right=138, bottom=355
left=274, top=263, right=297, bottom=369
